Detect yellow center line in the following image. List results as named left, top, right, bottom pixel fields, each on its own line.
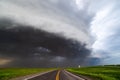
left=56, top=70, right=60, bottom=80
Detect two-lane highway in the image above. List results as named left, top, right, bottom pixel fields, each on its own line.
left=27, top=70, right=86, bottom=80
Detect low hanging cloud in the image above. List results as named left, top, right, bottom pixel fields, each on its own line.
left=0, top=23, right=91, bottom=67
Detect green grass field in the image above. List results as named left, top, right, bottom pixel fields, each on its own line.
left=67, top=65, right=120, bottom=80
left=0, top=68, right=55, bottom=80
left=1, top=65, right=120, bottom=80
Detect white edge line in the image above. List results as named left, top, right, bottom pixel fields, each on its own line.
left=64, top=70, right=85, bottom=80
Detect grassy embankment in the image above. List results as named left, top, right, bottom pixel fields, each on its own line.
left=67, top=65, right=120, bottom=80
left=0, top=68, right=55, bottom=80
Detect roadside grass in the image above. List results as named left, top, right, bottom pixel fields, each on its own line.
left=67, top=65, right=120, bottom=80
left=0, top=68, right=55, bottom=80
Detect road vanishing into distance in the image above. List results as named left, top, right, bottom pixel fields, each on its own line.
left=26, top=70, right=86, bottom=80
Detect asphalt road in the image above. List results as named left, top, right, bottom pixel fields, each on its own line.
left=27, top=70, right=86, bottom=80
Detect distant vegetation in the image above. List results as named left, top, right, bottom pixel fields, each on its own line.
left=0, top=68, right=54, bottom=80
left=67, top=65, right=120, bottom=80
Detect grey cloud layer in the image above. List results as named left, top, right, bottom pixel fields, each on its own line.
left=0, top=0, right=92, bottom=45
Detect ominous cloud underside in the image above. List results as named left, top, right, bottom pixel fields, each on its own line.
left=0, top=22, right=91, bottom=67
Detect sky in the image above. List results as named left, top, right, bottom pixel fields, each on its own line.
left=0, top=0, right=120, bottom=67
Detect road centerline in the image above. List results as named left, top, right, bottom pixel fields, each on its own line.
left=56, top=70, right=60, bottom=80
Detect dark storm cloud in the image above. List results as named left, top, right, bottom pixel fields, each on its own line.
left=0, top=20, right=91, bottom=67
left=0, top=0, right=104, bottom=67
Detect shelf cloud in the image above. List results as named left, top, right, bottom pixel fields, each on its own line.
left=0, top=0, right=119, bottom=67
